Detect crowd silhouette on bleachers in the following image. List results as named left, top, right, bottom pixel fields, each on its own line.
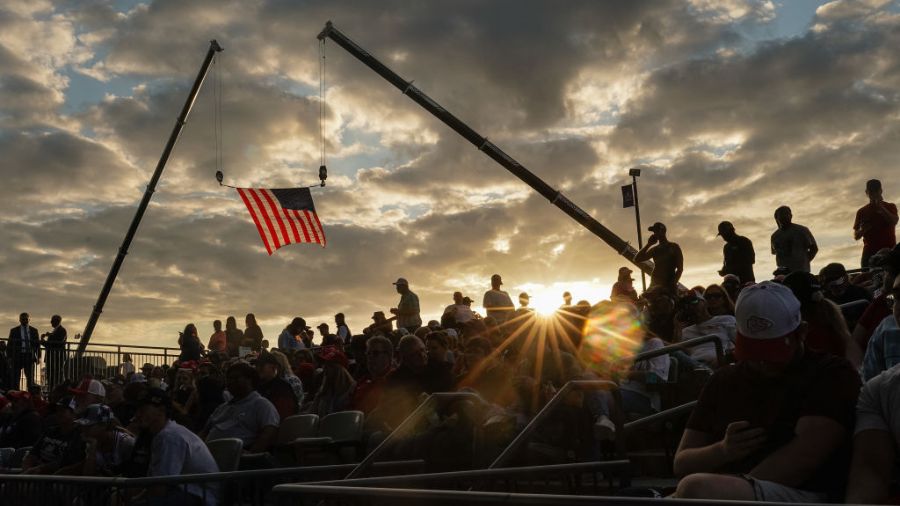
left=0, top=178, right=898, bottom=503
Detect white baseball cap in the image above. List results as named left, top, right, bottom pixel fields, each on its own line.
left=734, top=281, right=802, bottom=362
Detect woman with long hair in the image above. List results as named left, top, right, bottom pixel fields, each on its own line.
left=178, top=323, right=202, bottom=362
left=224, top=316, right=244, bottom=357
left=704, top=284, right=735, bottom=316
left=270, top=350, right=305, bottom=409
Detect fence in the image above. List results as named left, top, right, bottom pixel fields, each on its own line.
left=0, top=460, right=423, bottom=506
left=272, top=483, right=834, bottom=506
left=1, top=338, right=179, bottom=390
left=305, top=460, right=633, bottom=496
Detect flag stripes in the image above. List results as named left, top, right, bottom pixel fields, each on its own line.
left=236, top=187, right=326, bottom=254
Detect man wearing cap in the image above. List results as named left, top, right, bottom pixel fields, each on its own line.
left=70, top=376, right=107, bottom=415
left=819, top=262, right=871, bottom=332
left=390, top=277, right=422, bottom=332
left=634, top=222, right=683, bottom=294
left=22, top=396, right=86, bottom=474
left=854, top=179, right=898, bottom=269
left=611, top=267, right=639, bottom=304
left=677, top=291, right=736, bottom=368
left=256, top=351, right=299, bottom=420
left=717, top=221, right=756, bottom=284
left=366, top=311, right=393, bottom=337
left=8, top=312, right=40, bottom=389
left=202, top=362, right=279, bottom=453
left=673, top=282, right=861, bottom=502
left=483, top=274, right=514, bottom=324
left=133, top=388, right=220, bottom=505
left=0, top=390, right=41, bottom=449
left=771, top=206, right=818, bottom=274
left=74, top=403, right=135, bottom=476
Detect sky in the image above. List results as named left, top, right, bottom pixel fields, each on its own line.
left=2, top=0, right=899, bottom=348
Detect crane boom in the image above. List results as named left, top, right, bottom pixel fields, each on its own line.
left=317, top=22, right=652, bottom=276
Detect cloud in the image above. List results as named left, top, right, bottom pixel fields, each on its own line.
left=1, top=0, right=896, bottom=347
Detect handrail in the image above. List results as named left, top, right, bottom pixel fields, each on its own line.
left=306, top=460, right=631, bottom=488
left=622, top=401, right=697, bottom=433
left=621, top=334, right=725, bottom=368
left=0, top=459, right=423, bottom=484
left=345, top=391, right=484, bottom=479
left=0, top=337, right=179, bottom=353
left=489, top=380, right=623, bottom=469
left=838, top=299, right=870, bottom=312
left=272, top=483, right=836, bottom=506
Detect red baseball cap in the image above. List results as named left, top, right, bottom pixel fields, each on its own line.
left=6, top=390, right=31, bottom=401
left=318, top=346, right=348, bottom=368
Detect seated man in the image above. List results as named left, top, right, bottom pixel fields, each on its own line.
left=22, top=396, right=86, bottom=474
left=134, top=388, right=220, bottom=506
left=255, top=352, right=298, bottom=420
left=677, top=291, right=736, bottom=367
left=352, top=336, right=394, bottom=416
left=0, top=390, right=41, bottom=449
left=202, top=362, right=279, bottom=453
left=673, top=281, right=861, bottom=502
left=380, top=336, right=430, bottom=429
left=423, top=331, right=455, bottom=393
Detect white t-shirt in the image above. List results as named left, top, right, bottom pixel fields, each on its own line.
left=151, top=420, right=220, bottom=504
left=681, top=315, right=737, bottom=366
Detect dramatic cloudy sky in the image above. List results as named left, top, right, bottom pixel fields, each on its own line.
left=2, top=0, right=898, bottom=347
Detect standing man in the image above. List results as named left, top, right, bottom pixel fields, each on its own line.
left=771, top=206, right=818, bottom=273
left=8, top=313, right=40, bottom=389
left=41, top=314, right=67, bottom=388
left=854, top=179, right=898, bottom=269
left=483, top=274, right=514, bottom=324
left=390, top=277, right=422, bottom=333
left=335, top=313, right=352, bottom=344
left=634, top=222, right=683, bottom=294
left=717, top=221, right=756, bottom=284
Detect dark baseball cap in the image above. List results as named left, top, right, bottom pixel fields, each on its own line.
left=717, top=221, right=735, bottom=236
left=136, top=388, right=170, bottom=408
left=648, top=222, right=666, bottom=233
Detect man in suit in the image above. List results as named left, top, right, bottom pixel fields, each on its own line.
left=41, top=314, right=67, bottom=388
left=8, top=312, right=40, bottom=389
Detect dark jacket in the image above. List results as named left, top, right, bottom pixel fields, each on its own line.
left=8, top=325, right=40, bottom=363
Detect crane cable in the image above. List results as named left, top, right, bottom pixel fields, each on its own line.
left=318, top=38, right=328, bottom=184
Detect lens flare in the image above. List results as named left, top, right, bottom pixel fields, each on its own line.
left=578, top=302, right=644, bottom=377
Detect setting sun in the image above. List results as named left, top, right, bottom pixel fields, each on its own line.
left=516, top=281, right=613, bottom=317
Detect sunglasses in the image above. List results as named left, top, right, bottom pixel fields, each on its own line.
left=706, top=293, right=724, bottom=300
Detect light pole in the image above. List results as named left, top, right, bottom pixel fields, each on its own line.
left=629, top=168, right=647, bottom=291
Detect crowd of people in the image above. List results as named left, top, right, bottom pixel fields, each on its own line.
left=0, top=178, right=898, bottom=503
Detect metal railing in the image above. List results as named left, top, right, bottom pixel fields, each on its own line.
left=490, top=380, right=624, bottom=469
left=620, top=334, right=725, bottom=369
left=0, top=459, right=423, bottom=505
left=305, top=460, right=632, bottom=496
left=1, top=338, right=179, bottom=390
left=622, top=401, right=697, bottom=433
left=272, top=483, right=836, bottom=506
left=346, top=391, right=485, bottom=479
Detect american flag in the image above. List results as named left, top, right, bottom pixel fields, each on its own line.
left=236, top=187, right=326, bottom=254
